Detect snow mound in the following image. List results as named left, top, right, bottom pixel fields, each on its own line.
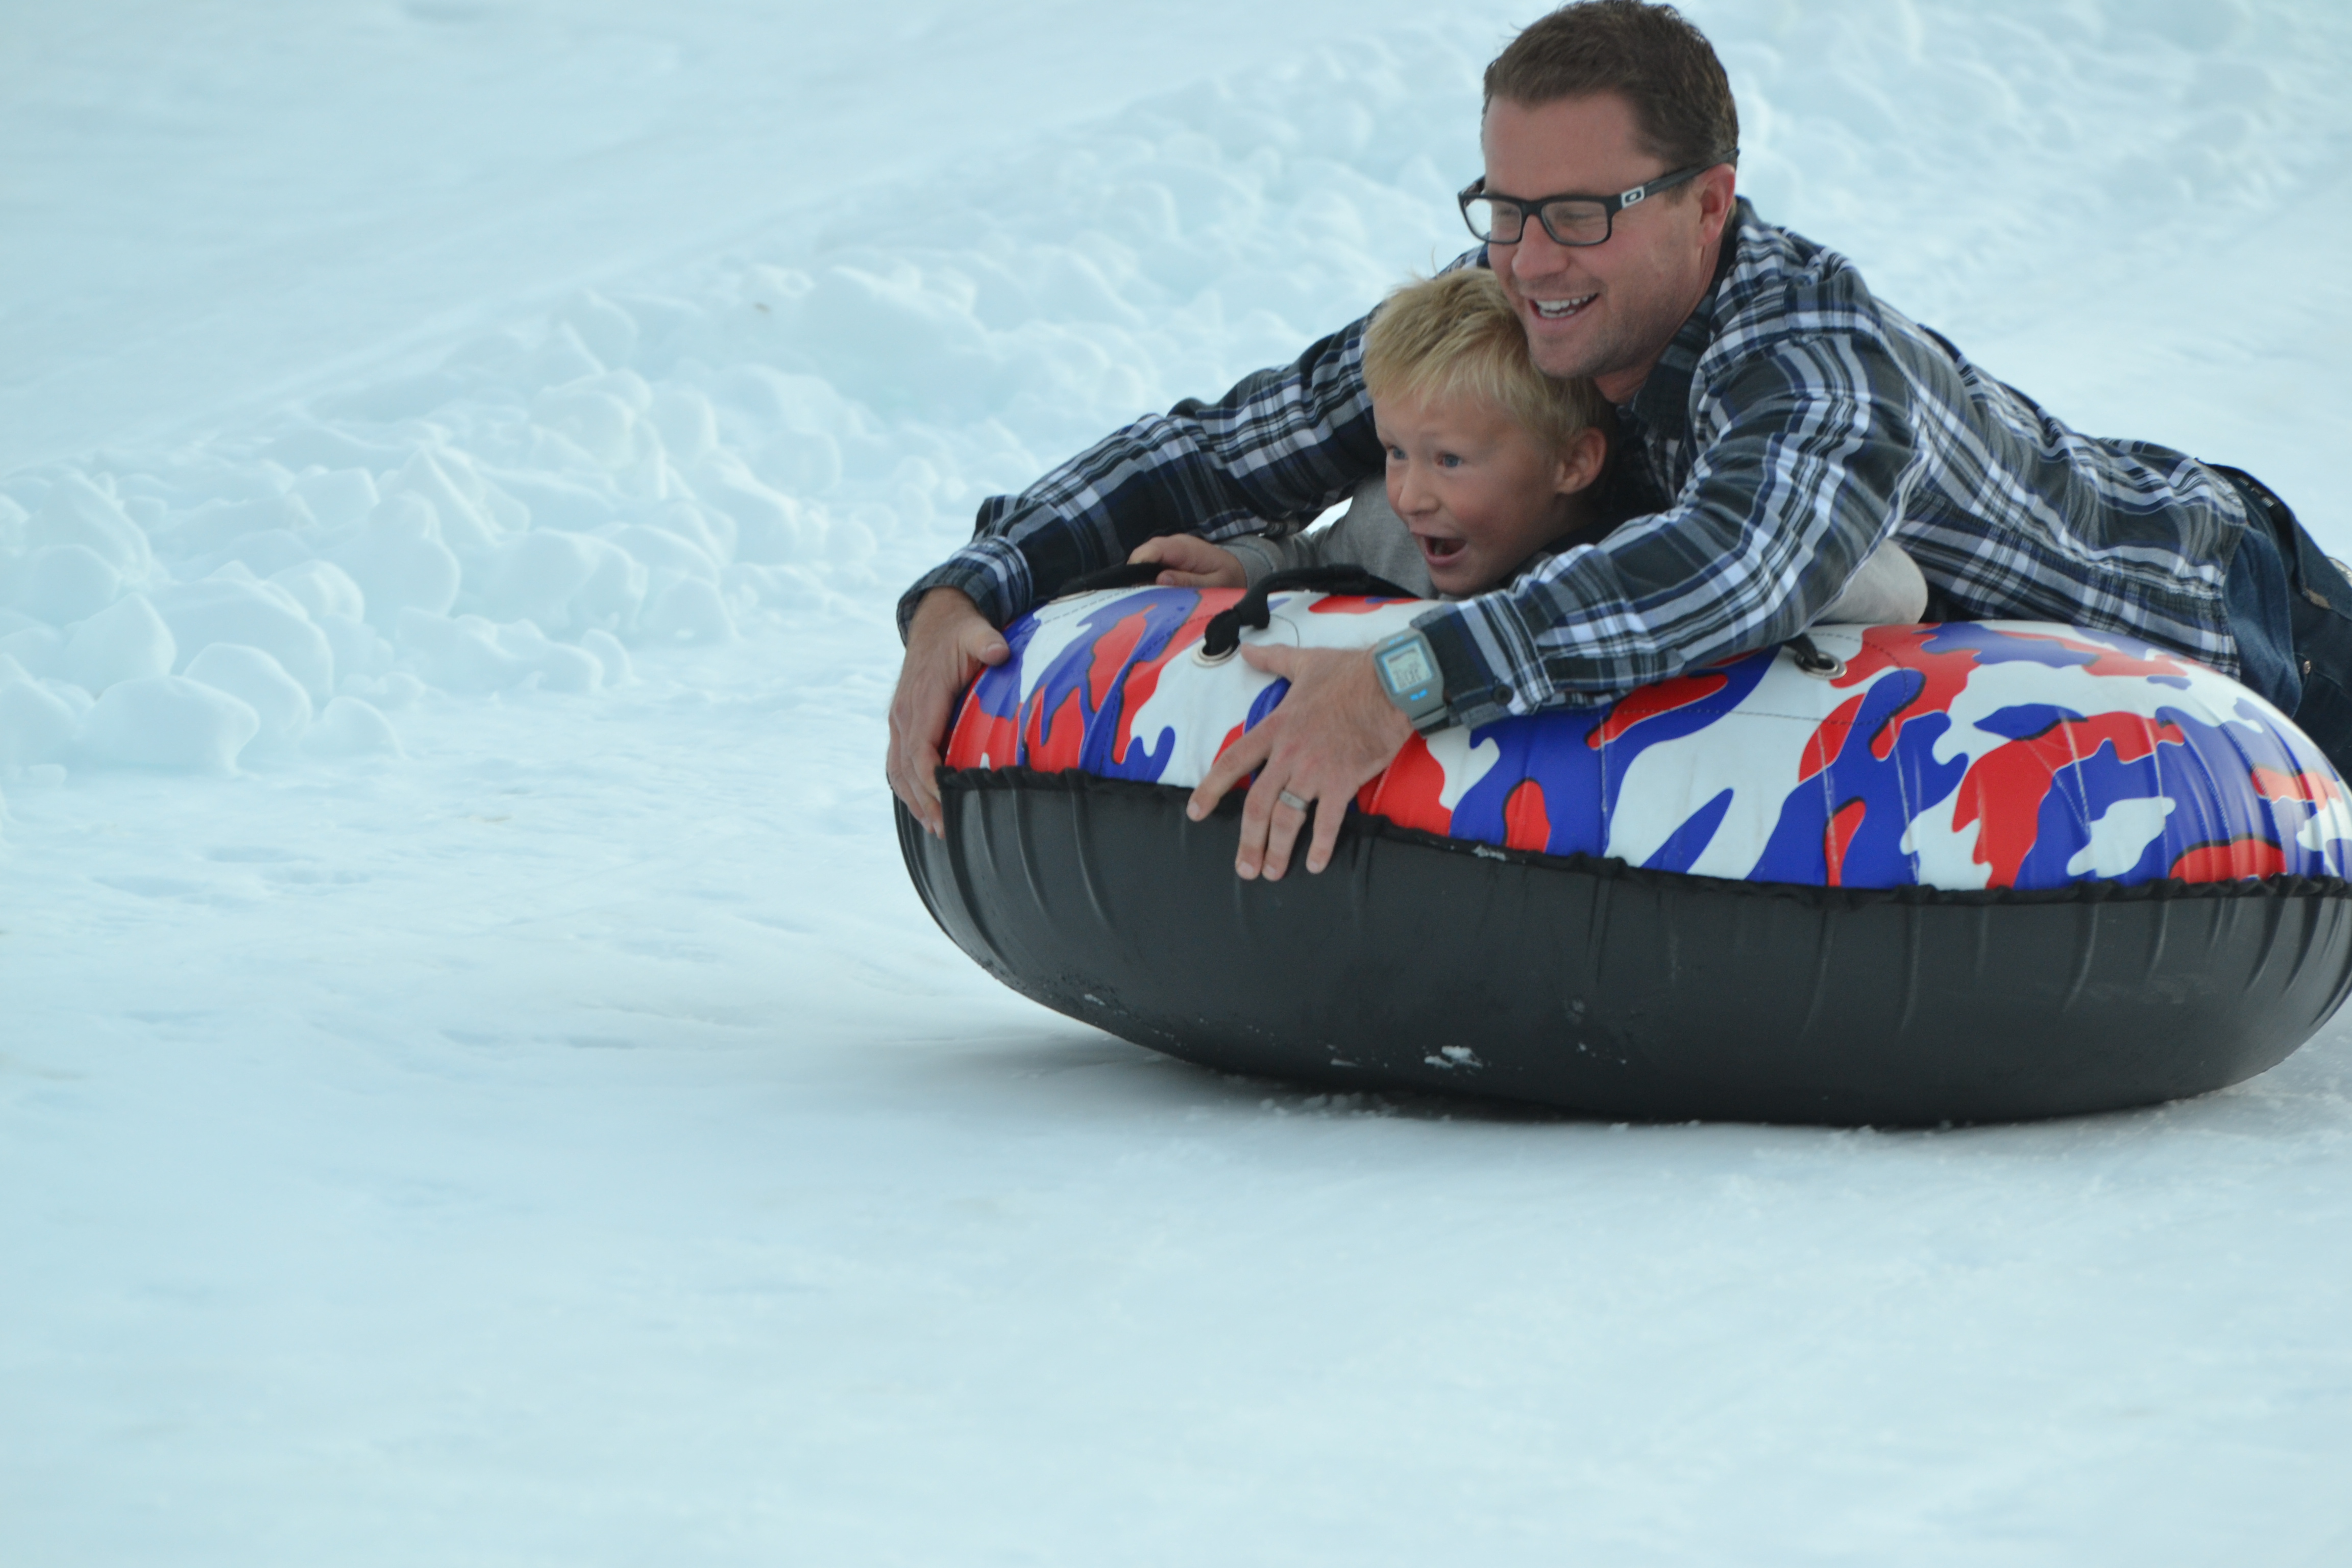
left=0, top=36, right=1493, bottom=778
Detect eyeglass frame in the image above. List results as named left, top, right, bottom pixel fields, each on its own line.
left=1457, top=158, right=1727, bottom=248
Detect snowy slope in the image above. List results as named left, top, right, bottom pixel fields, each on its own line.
left=5, top=1, right=2351, bottom=1562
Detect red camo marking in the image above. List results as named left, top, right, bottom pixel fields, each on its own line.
left=1835, top=626, right=1986, bottom=760
left=1306, top=596, right=1405, bottom=615
left=1799, top=692, right=1869, bottom=783
left=1114, top=596, right=1223, bottom=764
left=1588, top=671, right=1730, bottom=749
left=2170, top=837, right=2288, bottom=883
left=1085, top=610, right=1151, bottom=714
left=1823, top=798, right=1867, bottom=888
left=1213, top=720, right=1249, bottom=763
left=1502, top=779, right=1552, bottom=852
left=1022, top=685, right=1087, bottom=774
left=2251, top=766, right=2347, bottom=807
left=1356, top=735, right=1453, bottom=835
left=944, top=695, right=1020, bottom=771
left=1953, top=713, right=2183, bottom=886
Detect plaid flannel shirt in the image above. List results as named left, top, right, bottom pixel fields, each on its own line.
left=900, top=200, right=2252, bottom=725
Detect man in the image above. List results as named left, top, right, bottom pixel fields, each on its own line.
left=887, top=0, right=2351, bottom=882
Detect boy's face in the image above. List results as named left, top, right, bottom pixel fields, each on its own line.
left=1376, top=388, right=1599, bottom=597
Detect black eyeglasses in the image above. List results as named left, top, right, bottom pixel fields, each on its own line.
left=1458, top=163, right=1713, bottom=248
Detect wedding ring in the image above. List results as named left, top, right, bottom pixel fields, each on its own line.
left=1277, top=789, right=1311, bottom=813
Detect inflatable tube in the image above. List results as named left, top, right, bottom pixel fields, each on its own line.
left=899, top=584, right=2352, bottom=1123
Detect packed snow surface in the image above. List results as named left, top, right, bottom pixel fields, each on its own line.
left=6, top=0, right=2352, bottom=1561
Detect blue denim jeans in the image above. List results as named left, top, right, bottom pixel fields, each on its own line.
left=2220, top=467, right=2352, bottom=774
left=2224, top=497, right=2301, bottom=714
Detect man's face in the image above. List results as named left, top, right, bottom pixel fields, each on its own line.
left=1376, top=387, right=1600, bottom=598
left=1480, top=92, right=1735, bottom=404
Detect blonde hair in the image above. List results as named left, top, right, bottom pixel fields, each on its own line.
left=1361, top=269, right=1610, bottom=453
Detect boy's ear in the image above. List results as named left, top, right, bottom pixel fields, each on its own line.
left=1554, top=426, right=1608, bottom=496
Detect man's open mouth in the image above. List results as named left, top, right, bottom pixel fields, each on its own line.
left=1533, top=292, right=1597, bottom=321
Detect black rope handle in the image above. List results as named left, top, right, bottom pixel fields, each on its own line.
left=1199, top=566, right=1420, bottom=660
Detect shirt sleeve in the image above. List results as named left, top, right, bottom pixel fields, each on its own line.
left=1225, top=531, right=1325, bottom=585
left=1414, top=331, right=1919, bottom=725
left=896, top=315, right=1385, bottom=637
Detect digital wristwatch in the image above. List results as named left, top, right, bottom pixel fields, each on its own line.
left=1371, top=628, right=1450, bottom=734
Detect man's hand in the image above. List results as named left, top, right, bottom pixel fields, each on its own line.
left=887, top=587, right=1009, bottom=837
left=1187, top=644, right=1414, bottom=880
left=1130, top=533, right=1248, bottom=589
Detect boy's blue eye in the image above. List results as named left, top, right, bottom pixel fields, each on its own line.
left=1436, top=451, right=1463, bottom=469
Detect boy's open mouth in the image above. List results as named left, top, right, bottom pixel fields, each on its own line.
left=1533, top=292, right=1597, bottom=321
left=1416, top=532, right=1466, bottom=565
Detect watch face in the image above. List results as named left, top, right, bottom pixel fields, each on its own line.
left=1380, top=641, right=1434, bottom=692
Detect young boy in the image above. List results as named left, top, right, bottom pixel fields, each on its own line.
left=1129, top=267, right=1926, bottom=621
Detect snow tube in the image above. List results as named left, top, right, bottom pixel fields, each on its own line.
left=898, top=583, right=2352, bottom=1123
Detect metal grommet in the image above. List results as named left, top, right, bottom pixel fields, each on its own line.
left=1783, top=632, right=1846, bottom=680
left=1191, top=643, right=1237, bottom=667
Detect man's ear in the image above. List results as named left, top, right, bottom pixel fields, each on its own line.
left=1694, top=163, right=1738, bottom=248
left=1555, top=425, right=1608, bottom=496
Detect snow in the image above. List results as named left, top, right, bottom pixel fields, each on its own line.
left=5, top=0, right=2351, bottom=1559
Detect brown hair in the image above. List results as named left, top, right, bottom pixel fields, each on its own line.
left=1483, top=1, right=1738, bottom=179
left=1362, top=270, right=1610, bottom=453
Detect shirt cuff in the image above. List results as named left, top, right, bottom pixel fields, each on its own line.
left=1223, top=534, right=1295, bottom=587
left=896, top=536, right=1036, bottom=642
left=1412, top=601, right=1523, bottom=730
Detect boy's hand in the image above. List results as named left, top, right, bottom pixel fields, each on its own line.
left=1186, top=645, right=1413, bottom=880
left=887, top=587, right=1009, bottom=837
left=1130, top=534, right=1248, bottom=589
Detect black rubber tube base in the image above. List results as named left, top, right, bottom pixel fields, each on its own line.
left=899, top=770, right=2352, bottom=1125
